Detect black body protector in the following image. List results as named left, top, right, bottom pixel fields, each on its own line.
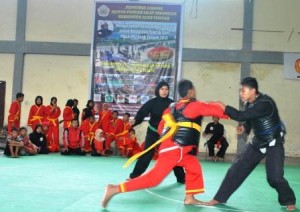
left=246, top=94, right=284, bottom=148
left=170, top=101, right=203, bottom=153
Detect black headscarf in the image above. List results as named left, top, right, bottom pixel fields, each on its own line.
left=65, top=99, right=74, bottom=107
left=155, top=81, right=170, bottom=98
left=29, top=124, right=48, bottom=153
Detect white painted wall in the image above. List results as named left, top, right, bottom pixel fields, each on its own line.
left=0, top=0, right=17, bottom=40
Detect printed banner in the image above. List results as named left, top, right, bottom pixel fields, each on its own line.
left=90, top=1, right=183, bottom=116
left=284, top=53, right=300, bottom=80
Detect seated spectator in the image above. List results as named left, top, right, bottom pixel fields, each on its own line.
left=4, top=127, right=23, bottom=157
left=104, top=110, right=124, bottom=155
left=91, top=129, right=106, bottom=156
left=18, top=127, right=38, bottom=155
left=116, top=129, right=140, bottom=157
left=81, top=115, right=98, bottom=152
left=29, top=124, right=49, bottom=154
left=97, top=103, right=112, bottom=133
left=203, top=116, right=229, bottom=161
left=61, top=119, right=85, bottom=156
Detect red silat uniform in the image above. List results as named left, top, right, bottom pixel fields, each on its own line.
left=115, top=121, right=132, bottom=156
left=63, top=126, right=84, bottom=149
left=116, top=132, right=141, bottom=157
left=119, top=99, right=228, bottom=195
left=7, top=101, right=21, bottom=134
left=98, top=109, right=112, bottom=133
left=27, top=105, right=46, bottom=130
left=63, top=106, right=74, bottom=129
left=46, top=105, right=61, bottom=152
left=104, top=118, right=124, bottom=150
left=81, top=120, right=98, bottom=152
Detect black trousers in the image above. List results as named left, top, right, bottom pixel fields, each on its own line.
left=129, top=129, right=185, bottom=183
left=214, top=140, right=296, bottom=206
left=207, top=136, right=229, bottom=158
left=61, top=147, right=86, bottom=156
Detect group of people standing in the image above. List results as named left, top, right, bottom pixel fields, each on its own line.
left=5, top=95, right=142, bottom=157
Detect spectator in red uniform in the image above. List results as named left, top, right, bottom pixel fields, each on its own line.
left=45, top=97, right=61, bottom=152
left=7, top=92, right=24, bottom=134
left=91, top=129, right=106, bottom=156
left=104, top=110, right=124, bottom=155
left=98, top=103, right=112, bottom=133
left=61, top=119, right=85, bottom=155
left=27, top=96, right=46, bottom=131
left=81, top=115, right=98, bottom=152
left=116, top=129, right=140, bottom=157
left=62, top=99, right=75, bottom=130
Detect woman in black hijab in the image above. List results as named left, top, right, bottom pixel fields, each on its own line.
left=128, top=81, right=185, bottom=183
left=29, top=124, right=48, bottom=154
left=81, top=100, right=95, bottom=122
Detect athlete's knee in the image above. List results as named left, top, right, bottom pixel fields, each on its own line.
left=267, top=176, right=285, bottom=188
left=146, top=172, right=165, bottom=187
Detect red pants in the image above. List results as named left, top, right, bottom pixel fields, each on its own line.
left=105, top=134, right=115, bottom=150
left=84, top=138, right=92, bottom=152
left=119, top=139, right=204, bottom=194
left=47, top=125, right=59, bottom=152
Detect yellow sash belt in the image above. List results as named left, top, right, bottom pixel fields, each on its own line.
left=123, top=113, right=201, bottom=169
left=47, top=118, right=57, bottom=126
left=30, top=115, right=43, bottom=123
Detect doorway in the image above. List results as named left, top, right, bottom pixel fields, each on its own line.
left=0, top=81, right=6, bottom=128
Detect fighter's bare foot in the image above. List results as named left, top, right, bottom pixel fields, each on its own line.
left=184, top=195, right=204, bottom=205
left=101, top=184, right=119, bottom=208
left=205, top=199, right=220, bottom=206
left=287, top=205, right=296, bottom=211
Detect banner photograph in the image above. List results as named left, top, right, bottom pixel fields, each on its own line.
left=90, top=1, right=183, bottom=116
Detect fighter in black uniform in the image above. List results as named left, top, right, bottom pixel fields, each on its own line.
left=206, top=77, right=296, bottom=211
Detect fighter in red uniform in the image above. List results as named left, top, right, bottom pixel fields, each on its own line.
left=101, top=79, right=228, bottom=208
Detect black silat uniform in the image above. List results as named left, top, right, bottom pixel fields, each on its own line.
left=213, top=93, right=296, bottom=206
left=204, top=122, right=228, bottom=158
left=129, top=82, right=185, bottom=183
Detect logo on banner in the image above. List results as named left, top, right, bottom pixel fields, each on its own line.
left=98, top=5, right=110, bottom=17
left=295, top=58, right=300, bottom=75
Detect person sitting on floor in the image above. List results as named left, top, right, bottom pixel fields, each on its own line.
left=29, top=124, right=49, bottom=154
left=203, top=116, right=229, bottom=161
left=116, top=128, right=140, bottom=158
left=4, top=127, right=23, bottom=157
left=61, top=119, right=86, bottom=156
left=91, top=129, right=106, bottom=156
left=18, top=127, right=38, bottom=155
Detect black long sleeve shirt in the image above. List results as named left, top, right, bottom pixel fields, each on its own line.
left=225, top=96, right=273, bottom=134
left=132, top=97, right=173, bottom=129
left=204, top=122, right=224, bottom=140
